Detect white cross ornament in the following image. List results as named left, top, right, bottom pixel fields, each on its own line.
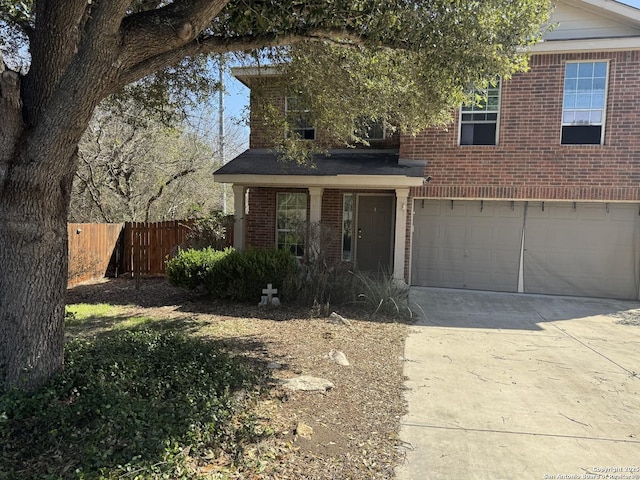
left=262, top=283, right=278, bottom=304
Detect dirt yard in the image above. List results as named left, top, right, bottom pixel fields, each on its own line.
left=66, top=277, right=410, bottom=479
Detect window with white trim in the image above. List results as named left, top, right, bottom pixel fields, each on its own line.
left=276, top=192, right=307, bottom=256
left=561, top=61, right=608, bottom=145
left=460, top=78, right=501, bottom=146
left=285, top=96, right=315, bottom=140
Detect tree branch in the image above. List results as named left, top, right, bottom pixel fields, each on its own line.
left=24, top=0, right=90, bottom=122
left=75, top=156, right=112, bottom=222
left=120, top=0, right=230, bottom=69
left=116, top=29, right=363, bottom=90
left=144, top=168, right=196, bottom=222
left=0, top=64, right=23, bottom=173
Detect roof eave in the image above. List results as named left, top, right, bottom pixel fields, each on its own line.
left=213, top=173, right=425, bottom=189
left=530, top=35, right=640, bottom=53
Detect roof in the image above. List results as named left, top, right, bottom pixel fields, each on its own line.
left=213, top=149, right=426, bottom=189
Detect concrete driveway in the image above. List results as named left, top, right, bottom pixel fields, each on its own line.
left=396, top=288, right=640, bottom=480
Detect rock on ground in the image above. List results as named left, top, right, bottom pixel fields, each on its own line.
left=281, top=375, right=334, bottom=392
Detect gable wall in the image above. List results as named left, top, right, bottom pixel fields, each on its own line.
left=402, top=50, right=640, bottom=201
left=544, top=2, right=640, bottom=40
left=246, top=78, right=400, bottom=149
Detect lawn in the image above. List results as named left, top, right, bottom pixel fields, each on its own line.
left=0, top=277, right=409, bottom=479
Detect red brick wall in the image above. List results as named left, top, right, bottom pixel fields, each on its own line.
left=401, top=50, right=640, bottom=201
left=248, top=79, right=284, bottom=149
left=247, top=187, right=398, bottom=269
left=245, top=77, right=400, bottom=149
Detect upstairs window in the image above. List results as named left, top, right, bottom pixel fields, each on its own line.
left=460, top=78, right=501, bottom=146
left=285, top=96, right=315, bottom=140
left=561, top=61, right=608, bottom=145
left=356, top=118, right=385, bottom=141
left=276, top=192, right=307, bottom=256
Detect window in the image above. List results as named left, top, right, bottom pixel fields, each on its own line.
left=356, top=118, right=385, bottom=141
left=561, top=61, right=608, bottom=145
left=276, top=192, right=307, bottom=256
left=342, top=194, right=354, bottom=261
left=285, top=96, right=315, bottom=140
left=460, top=78, right=501, bottom=146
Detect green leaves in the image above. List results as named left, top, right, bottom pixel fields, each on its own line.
left=238, top=0, right=550, bottom=146
left=167, top=247, right=300, bottom=302
left=0, top=330, right=266, bottom=479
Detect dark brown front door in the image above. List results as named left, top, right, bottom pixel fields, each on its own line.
left=356, top=195, right=394, bottom=272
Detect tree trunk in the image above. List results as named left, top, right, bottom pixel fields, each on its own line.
left=0, top=70, right=77, bottom=392
left=0, top=172, right=69, bottom=391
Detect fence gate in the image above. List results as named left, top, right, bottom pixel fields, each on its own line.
left=122, top=220, right=192, bottom=276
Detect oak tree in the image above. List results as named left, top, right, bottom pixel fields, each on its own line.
left=0, top=0, right=550, bottom=391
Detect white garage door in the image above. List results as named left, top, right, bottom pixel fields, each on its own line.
left=411, top=200, right=640, bottom=299
left=411, top=200, right=524, bottom=292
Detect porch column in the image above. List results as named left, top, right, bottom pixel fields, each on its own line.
left=232, top=184, right=246, bottom=250
left=308, top=187, right=323, bottom=258
left=394, top=188, right=410, bottom=281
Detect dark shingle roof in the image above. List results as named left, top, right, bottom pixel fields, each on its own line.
left=214, top=149, right=424, bottom=178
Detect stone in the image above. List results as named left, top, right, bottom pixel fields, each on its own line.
left=271, top=297, right=281, bottom=307
left=295, top=422, right=314, bottom=438
left=258, top=295, right=268, bottom=307
left=328, top=311, right=352, bottom=326
left=280, top=375, right=334, bottom=392
left=266, top=362, right=283, bottom=370
left=328, top=349, right=350, bottom=366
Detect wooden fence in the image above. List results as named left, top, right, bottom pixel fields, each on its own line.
left=67, top=218, right=234, bottom=286
left=68, top=223, right=124, bottom=287
left=121, top=220, right=192, bottom=278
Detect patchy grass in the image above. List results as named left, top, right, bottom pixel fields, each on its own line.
left=1, top=309, right=270, bottom=479
left=2, top=278, right=409, bottom=479
left=65, top=302, right=118, bottom=320
left=111, top=315, right=157, bottom=330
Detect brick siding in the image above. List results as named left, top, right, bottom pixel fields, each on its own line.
left=245, top=77, right=400, bottom=149
left=401, top=51, right=640, bottom=202
left=247, top=187, right=398, bottom=269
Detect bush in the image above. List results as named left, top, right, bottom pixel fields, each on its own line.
left=166, top=247, right=231, bottom=290
left=167, top=247, right=299, bottom=302
left=183, top=211, right=232, bottom=250
left=352, top=270, right=415, bottom=319
left=0, top=330, right=266, bottom=479
left=295, top=261, right=359, bottom=316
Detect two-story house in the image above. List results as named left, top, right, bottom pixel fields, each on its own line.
left=214, top=0, right=640, bottom=300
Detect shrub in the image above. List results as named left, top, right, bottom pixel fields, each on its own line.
left=166, top=247, right=232, bottom=290
left=201, top=248, right=299, bottom=302
left=352, top=270, right=415, bottom=319
left=183, top=211, right=232, bottom=250
left=167, top=247, right=299, bottom=302
left=0, top=330, right=266, bottom=479
left=295, top=261, right=359, bottom=316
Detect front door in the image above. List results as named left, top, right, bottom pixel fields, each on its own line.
left=356, top=195, right=394, bottom=272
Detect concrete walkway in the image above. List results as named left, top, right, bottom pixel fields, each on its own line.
left=396, top=288, right=640, bottom=480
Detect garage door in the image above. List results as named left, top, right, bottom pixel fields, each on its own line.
left=411, top=200, right=524, bottom=292
left=411, top=200, right=640, bottom=299
left=524, top=202, right=640, bottom=299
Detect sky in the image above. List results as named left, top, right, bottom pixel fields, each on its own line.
left=223, top=68, right=250, bottom=151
